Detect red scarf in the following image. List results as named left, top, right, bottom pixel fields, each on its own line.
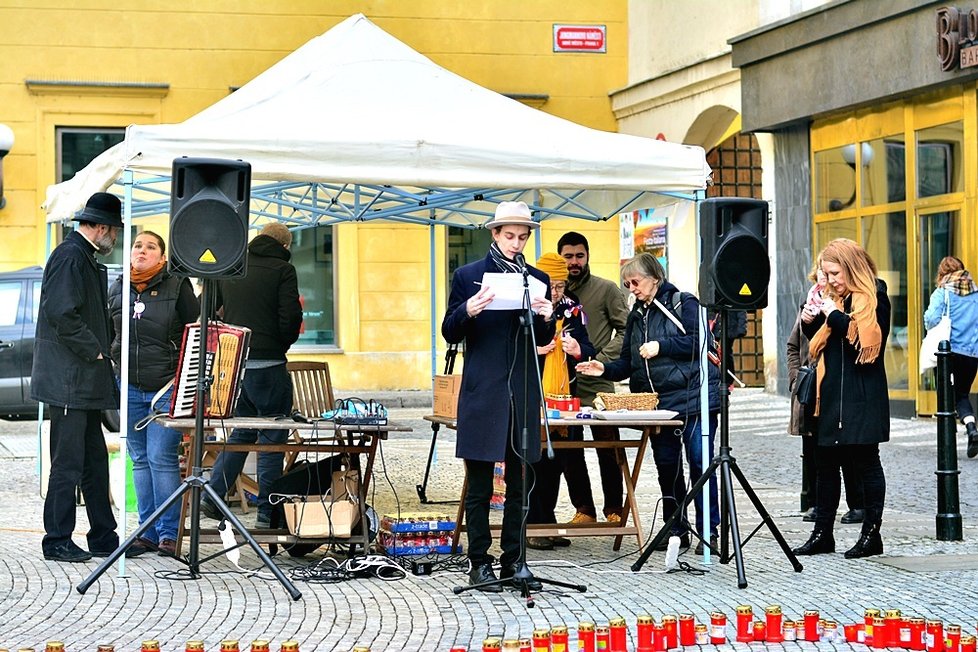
left=131, top=260, right=166, bottom=293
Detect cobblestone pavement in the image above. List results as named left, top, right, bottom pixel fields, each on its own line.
left=1, top=389, right=977, bottom=650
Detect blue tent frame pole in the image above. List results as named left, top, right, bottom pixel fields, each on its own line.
left=430, top=223, right=437, bottom=381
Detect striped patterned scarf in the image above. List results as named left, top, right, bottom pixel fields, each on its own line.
left=942, top=269, right=977, bottom=296
left=489, top=241, right=523, bottom=273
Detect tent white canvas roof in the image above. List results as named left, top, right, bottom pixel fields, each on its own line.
left=45, top=13, right=710, bottom=226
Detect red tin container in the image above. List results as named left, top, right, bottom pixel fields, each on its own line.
left=753, top=621, right=767, bottom=642
left=872, top=618, right=888, bottom=649
left=609, top=617, right=628, bottom=652
left=947, top=625, right=963, bottom=652
left=909, top=618, right=926, bottom=651
left=736, top=606, right=754, bottom=643
left=678, top=614, right=696, bottom=647
left=710, top=612, right=727, bottom=645
left=652, top=625, right=667, bottom=652
left=532, top=628, right=551, bottom=652
left=865, top=609, right=882, bottom=645
left=637, top=615, right=655, bottom=652
left=661, top=615, right=678, bottom=650
left=926, top=621, right=944, bottom=652
left=766, top=606, right=784, bottom=643
left=804, top=611, right=820, bottom=642
left=579, top=623, right=596, bottom=652
left=886, top=610, right=903, bottom=648
left=550, top=626, right=568, bottom=652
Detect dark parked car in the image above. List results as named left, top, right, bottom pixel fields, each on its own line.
left=0, top=265, right=120, bottom=430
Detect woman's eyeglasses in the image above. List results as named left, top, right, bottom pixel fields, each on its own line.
left=622, top=277, right=647, bottom=289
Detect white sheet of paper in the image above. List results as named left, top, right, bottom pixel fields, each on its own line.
left=480, top=272, right=547, bottom=311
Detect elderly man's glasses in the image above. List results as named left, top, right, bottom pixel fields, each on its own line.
left=622, top=277, right=648, bottom=289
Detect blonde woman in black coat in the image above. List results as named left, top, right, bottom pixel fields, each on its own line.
left=793, top=239, right=890, bottom=559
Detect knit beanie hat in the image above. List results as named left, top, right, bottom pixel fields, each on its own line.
left=535, top=252, right=568, bottom=281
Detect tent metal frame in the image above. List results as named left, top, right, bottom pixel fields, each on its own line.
left=112, top=173, right=696, bottom=229
left=110, top=172, right=700, bottom=384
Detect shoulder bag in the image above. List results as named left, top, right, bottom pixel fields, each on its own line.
left=920, top=289, right=951, bottom=374
left=793, top=359, right=819, bottom=413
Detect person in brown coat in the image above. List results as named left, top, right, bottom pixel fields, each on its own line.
left=788, top=266, right=864, bottom=525
left=786, top=310, right=816, bottom=517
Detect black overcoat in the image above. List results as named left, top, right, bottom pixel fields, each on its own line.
left=215, top=235, right=302, bottom=362
left=801, top=280, right=890, bottom=446
left=30, top=230, right=119, bottom=410
left=603, top=282, right=721, bottom=416
left=441, top=253, right=555, bottom=463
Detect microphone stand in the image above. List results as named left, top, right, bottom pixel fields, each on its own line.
left=454, top=259, right=586, bottom=606
left=77, top=279, right=301, bottom=600
left=630, top=308, right=802, bottom=586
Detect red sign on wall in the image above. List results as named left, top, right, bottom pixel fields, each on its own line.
left=553, top=24, right=607, bottom=53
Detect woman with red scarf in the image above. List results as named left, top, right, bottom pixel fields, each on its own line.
left=108, top=231, right=199, bottom=557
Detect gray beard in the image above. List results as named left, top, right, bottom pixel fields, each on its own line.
left=94, top=233, right=115, bottom=256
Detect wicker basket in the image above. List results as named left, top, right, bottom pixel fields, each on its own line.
left=595, top=391, right=659, bottom=411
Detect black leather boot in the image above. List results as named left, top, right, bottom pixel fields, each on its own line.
left=792, top=527, right=835, bottom=555
left=844, top=521, right=883, bottom=559
left=966, top=421, right=978, bottom=459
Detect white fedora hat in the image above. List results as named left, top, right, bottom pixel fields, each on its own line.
left=484, top=201, right=539, bottom=230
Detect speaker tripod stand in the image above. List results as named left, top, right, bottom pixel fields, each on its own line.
left=630, top=309, right=802, bottom=587
left=77, top=280, right=302, bottom=600
left=452, top=260, right=586, bottom=606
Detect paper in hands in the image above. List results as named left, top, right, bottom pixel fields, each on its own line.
left=480, top=272, right=547, bottom=311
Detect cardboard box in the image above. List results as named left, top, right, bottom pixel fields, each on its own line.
left=433, top=374, right=461, bottom=418
left=282, top=498, right=359, bottom=539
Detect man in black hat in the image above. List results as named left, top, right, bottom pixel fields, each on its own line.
left=32, top=191, right=144, bottom=562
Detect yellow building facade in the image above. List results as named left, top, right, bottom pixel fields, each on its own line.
left=0, top=1, right=629, bottom=390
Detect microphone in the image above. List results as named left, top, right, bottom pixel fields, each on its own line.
left=513, top=252, right=527, bottom=271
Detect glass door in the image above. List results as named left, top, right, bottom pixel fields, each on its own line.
left=915, top=206, right=961, bottom=413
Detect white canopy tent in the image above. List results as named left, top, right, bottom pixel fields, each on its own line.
left=41, top=14, right=713, bottom=561
left=42, top=8, right=712, bottom=415
left=45, top=13, right=709, bottom=227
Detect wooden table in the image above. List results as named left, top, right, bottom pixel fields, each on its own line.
left=161, top=416, right=412, bottom=555
left=424, top=414, right=682, bottom=551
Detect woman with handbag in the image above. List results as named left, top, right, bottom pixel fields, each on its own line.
left=577, top=253, right=722, bottom=553
left=788, top=267, right=865, bottom=524
left=923, top=256, right=978, bottom=458
left=793, top=239, right=890, bottom=559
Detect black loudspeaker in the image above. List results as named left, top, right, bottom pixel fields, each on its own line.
left=698, top=197, right=770, bottom=309
left=168, top=157, right=251, bottom=278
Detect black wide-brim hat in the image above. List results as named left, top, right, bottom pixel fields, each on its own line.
left=73, top=192, right=124, bottom=228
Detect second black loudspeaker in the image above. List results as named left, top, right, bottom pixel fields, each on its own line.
left=698, top=197, right=769, bottom=309
left=168, top=157, right=251, bottom=279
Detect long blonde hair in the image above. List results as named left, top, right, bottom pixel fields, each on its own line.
left=809, top=238, right=882, bottom=365
left=819, top=239, right=878, bottom=304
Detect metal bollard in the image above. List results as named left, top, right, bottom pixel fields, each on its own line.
left=935, top=339, right=963, bottom=541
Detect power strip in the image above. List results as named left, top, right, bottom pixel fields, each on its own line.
left=334, top=415, right=388, bottom=426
